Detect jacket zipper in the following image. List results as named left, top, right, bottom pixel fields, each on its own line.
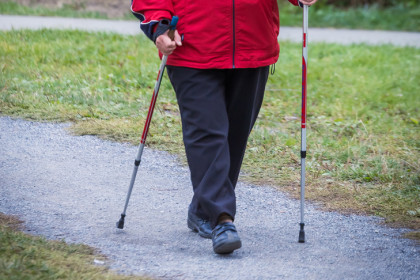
left=232, top=0, right=235, bottom=68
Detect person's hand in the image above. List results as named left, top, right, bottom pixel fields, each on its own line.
left=155, top=30, right=182, bottom=56
left=299, top=0, right=318, bottom=5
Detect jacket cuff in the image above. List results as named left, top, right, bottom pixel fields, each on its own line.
left=298, top=1, right=304, bottom=8
left=138, top=10, right=172, bottom=41
left=152, top=19, right=171, bottom=43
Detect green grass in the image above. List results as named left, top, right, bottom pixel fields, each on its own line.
left=278, top=2, right=420, bottom=31
left=0, top=29, right=419, bottom=233
left=0, top=213, right=147, bottom=279
left=0, top=1, right=419, bottom=31
left=0, top=1, right=117, bottom=19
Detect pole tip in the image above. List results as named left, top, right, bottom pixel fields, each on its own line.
left=116, top=214, right=126, bottom=229
left=298, top=223, right=305, bottom=243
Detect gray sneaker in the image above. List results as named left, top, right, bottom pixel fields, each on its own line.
left=187, top=207, right=212, bottom=239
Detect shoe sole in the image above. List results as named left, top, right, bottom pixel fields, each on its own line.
left=187, top=217, right=212, bottom=239
left=213, top=239, right=242, bottom=254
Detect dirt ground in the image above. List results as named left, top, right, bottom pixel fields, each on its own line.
left=13, top=0, right=127, bottom=18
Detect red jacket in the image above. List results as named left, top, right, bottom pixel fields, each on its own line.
left=131, top=0, right=300, bottom=69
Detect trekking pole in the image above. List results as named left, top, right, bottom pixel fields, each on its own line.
left=117, top=16, right=179, bottom=229
left=298, top=5, right=308, bottom=243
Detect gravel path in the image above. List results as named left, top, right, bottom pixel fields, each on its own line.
left=0, top=116, right=419, bottom=279
left=1, top=14, right=420, bottom=47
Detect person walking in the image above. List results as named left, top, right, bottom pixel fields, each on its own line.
left=131, top=0, right=317, bottom=254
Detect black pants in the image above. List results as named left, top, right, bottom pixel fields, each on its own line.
left=167, top=66, right=269, bottom=228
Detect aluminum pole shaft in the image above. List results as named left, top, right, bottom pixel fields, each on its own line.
left=299, top=4, right=308, bottom=243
